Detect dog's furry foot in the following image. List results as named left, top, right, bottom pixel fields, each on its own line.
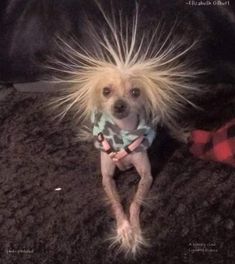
left=116, top=220, right=134, bottom=250
left=109, top=221, right=148, bottom=257
left=130, top=226, right=149, bottom=256
left=181, top=131, right=191, bottom=143
left=171, top=128, right=192, bottom=143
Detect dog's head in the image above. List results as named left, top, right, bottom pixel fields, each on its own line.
left=91, top=67, right=146, bottom=121
left=53, top=4, right=201, bottom=128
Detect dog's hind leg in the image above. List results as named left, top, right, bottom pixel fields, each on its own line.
left=100, top=152, right=133, bottom=252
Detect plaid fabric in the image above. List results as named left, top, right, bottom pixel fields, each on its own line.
left=189, top=118, right=235, bottom=167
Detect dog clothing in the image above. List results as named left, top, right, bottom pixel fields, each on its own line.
left=189, top=118, right=235, bottom=167
left=91, top=111, right=156, bottom=156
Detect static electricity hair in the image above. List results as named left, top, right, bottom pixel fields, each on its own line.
left=50, top=2, right=203, bottom=130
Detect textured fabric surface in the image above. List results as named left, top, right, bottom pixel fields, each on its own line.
left=0, top=90, right=235, bottom=264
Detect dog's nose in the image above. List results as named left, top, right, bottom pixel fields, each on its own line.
left=113, top=99, right=127, bottom=113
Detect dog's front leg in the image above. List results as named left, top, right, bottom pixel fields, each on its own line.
left=129, top=151, right=153, bottom=253
left=101, top=152, right=133, bottom=250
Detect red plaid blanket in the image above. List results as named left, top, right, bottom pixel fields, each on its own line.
left=189, top=118, right=235, bottom=167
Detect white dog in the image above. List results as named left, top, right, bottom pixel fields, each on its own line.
left=51, top=2, right=201, bottom=256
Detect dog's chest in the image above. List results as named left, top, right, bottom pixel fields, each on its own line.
left=114, top=153, right=135, bottom=171
left=92, top=112, right=156, bottom=153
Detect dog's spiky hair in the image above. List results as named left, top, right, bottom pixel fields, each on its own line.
left=50, top=1, right=203, bottom=130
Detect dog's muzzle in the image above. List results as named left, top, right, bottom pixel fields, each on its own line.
left=112, top=99, right=129, bottom=119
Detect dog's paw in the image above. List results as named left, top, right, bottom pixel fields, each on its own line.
left=130, top=227, right=149, bottom=256
left=116, top=220, right=134, bottom=249
left=109, top=220, right=134, bottom=253
left=109, top=221, right=149, bottom=257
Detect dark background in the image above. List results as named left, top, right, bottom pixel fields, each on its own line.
left=0, top=0, right=235, bottom=84
left=0, top=1, right=235, bottom=264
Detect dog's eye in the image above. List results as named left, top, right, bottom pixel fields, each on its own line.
left=130, top=88, right=140, bottom=98
left=102, top=87, right=112, bottom=97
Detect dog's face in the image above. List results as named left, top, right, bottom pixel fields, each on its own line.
left=95, top=68, right=145, bottom=120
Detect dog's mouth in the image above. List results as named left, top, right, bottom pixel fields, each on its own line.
left=112, top=111, right=129, bottom=119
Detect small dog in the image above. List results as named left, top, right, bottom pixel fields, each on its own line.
left=51, top=1, right=202, bottom=256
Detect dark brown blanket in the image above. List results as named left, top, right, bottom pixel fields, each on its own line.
left=0, top=89, right=234, bottom=264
